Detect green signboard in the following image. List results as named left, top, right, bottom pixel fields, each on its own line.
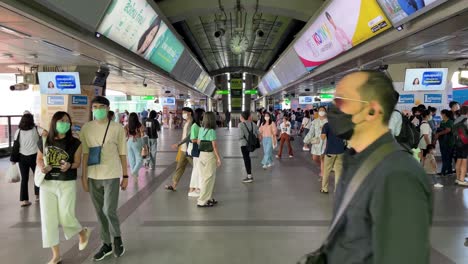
left=319, top=93, right=334, bottom=99
left=244, top=90, right=258, bottom=95
left=230, top=79, right=242, bottom=89
left=216, top=90, right=229, bottom=95
left=140, top=96, right=155, bottom=100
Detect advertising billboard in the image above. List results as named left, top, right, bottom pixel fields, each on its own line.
left=97, top=0, right=184, bottom=72
left=376, top=0, right=448, bottom=27
left=293, top=0, right=390, bottom=71
left=262, top=71, right=282, bottom=92
left=161, top=97, right=175, bottom=105
left=404, top=68, right=448, bottom=91
left=38, top=72, right=81, bottom=94
left=299, top=96, right=314, bottom=105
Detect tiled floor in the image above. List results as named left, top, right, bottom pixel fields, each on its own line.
left=0, top=128, right=466, bottom=263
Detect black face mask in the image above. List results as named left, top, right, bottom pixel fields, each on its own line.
left=327, top=104, right=357, bottom=140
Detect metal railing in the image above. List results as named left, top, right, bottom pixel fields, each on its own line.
left=0, top=115, right=22, bottom=157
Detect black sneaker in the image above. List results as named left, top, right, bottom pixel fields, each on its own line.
left=93, top=243, right=113, bottom=261
left=242, top=177, right=253, bottom=183
left=114, top=237, right=125, bottom=258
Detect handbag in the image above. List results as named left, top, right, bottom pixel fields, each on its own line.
left=6, top=163, right=20, bottom=183
left=296, top=142, right=399, bottom=264
left=187, top=142, right=200, bottom=157
left=34, top=136, right=47, bottom=187
left=10, top=130, right=21, bottom=163
left=88, top=120, right=110, bottom=166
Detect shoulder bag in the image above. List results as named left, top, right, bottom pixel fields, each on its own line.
left=10, top=130, right=21, bottom=162
left=88, top=120, right=111, bottom=166
left=296, top=142, right=399, bottom=264
left=199, top=129, right=214, bottom=152
left=34, top=136, right=47, bottom=187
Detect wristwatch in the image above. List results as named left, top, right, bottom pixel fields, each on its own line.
left=123, top=175, right=129, bottom=179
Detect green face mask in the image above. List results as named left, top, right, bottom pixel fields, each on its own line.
left=56, top=121, right=71, bottom=134
left=93, top=109, right=107, bottom=120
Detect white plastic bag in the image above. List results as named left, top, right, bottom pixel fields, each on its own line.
left=7, top=164, right=20, bottom=183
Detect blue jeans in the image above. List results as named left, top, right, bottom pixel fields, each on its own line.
left=148, top=138, right=158, bottom=168
left=262, top=137, right=273, bottom=166
left=127, top=138, right=144, bottom=177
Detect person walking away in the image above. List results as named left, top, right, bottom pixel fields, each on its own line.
left=13, top=113, right=41, bottom=206
left=197, top=112, right=221, bottom=207
left=305, top=107, right=328, bottom=180
left=434, top=110, right=454, bottom=175
left=239, top=111, right=259, bottom=183
left=125, top=113, right=146, bottom=180
left=453, top=106, right=468, bottom=186
left=145, top=110, right=161, bottom=170
left=422, top=144, right=443, bottom=188
left=37, top=111, right=91, bottom=264
left=320, top=122, right=345, bottom=193
left=306, top=70, right=431, bottom=264
left=259, top=112, right=277, bottom=170
left=276, top=116, right=293, bottom=158
left=165, top=107, right=194, bottom=191
left=225, top=110, right=231, bottom=129
left=80, top=96, right=128, bottom=261
left=188, top=108, right=205, bottom=197
left=418, top=110, right=432, bottom=162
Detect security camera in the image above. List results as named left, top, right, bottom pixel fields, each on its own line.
left=214, top=29, right=225, bottom=38
left=143, top=83, right=148, bottom=87
left=10, top=83, right=29, bottom=91
left=256, top=29, right=264, bottom=37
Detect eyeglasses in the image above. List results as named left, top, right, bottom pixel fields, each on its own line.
left=333, top=96, right=369, bottom=108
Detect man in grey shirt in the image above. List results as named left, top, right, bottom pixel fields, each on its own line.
left=239, top=111, right=259, bottom=183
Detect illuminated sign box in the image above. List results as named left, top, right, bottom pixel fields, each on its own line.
left=39, top=72, right=81, bottom=94
left=244, top=90, right=258, bottom=95
left=216, top=90, right=229, bottom=95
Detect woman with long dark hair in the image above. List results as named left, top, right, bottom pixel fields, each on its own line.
left=137, top=17, right=162, bottom=56
left=188, top=108, right=205, bottom=197
left=145, top=110, right=161, bottom=170
left=259, top=112, right=277, bottom=171
left=125, top=112, right=146, bottom=180
left=14, top=113, right=41, bottom=206
left=37, top=111, right=90, bottom=264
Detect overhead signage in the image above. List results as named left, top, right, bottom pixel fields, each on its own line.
left=424, top=94, right=442, bottom=104
left=320, top=87, right=336, bottom=94
left=319, top=93, right=334, bottom=99
left=161, top=97, right=175, bottom=105
left=293, top=0, right=390, bottom=71
left=404, top=68, right=448, bottom=91
left=71, top=95, right=88, bottom=105
left=47, top=95, right=65, bottom=105
left=230, top=79, right=242, bottom=89
left=216, top=90, right=229, bottom=95
left=398, top=94, right=415, bottom=104
left=39, top=72, right=81, bottom=94
left=244, top=90, right=258, bottom=95
left=140, top=96, right=155, bottom=100
left=376, top=0, right=448, bottom=27
left=97, top=0, right=184, bottom=73
left=299, top=96, right=314, bottom=104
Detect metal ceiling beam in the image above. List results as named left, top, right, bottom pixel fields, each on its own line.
left=209, top=67, right=265, bottom=77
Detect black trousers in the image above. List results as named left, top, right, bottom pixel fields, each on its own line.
left=241, top=146, right=252, bottom=175
left=18, top=153, right=39, bottom=201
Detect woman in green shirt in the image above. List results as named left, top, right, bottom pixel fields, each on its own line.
left=188, top=108, right=205, bottom=197
left=197, top=112, right=221, bottom=207
left=434, top=109, right=454, bottom=175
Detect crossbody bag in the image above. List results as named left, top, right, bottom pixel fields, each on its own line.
left=199, top=129, right=214, bottom=152
left=88, top=120, right=111, bottom=166
left=297, top=142, right=399, bottom=264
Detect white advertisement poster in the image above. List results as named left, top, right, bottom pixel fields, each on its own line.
left=403, top=68, right=448, bottom=91
left=38, top=72, right=81, bottom=95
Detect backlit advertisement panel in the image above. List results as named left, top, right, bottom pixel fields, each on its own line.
left=377, top=0, right=448, bottom=27
left=97, top=0, right=184, bottom=72
left=299, top=96, right=314, bottom=105
left=404, top=68, right=448, bottom=91
left=262, top=71, right=282, bottom=92
left=293, top=0, right=390, bottom=71
left=38, top=72, right=81, bottom=94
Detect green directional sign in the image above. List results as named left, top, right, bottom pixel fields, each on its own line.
left=140, top=96, right=155, bottom=100
left=244, top=90, right=258, bottom=95
left=216, top=90, right=229, bottom=95
left=319, top=93, right=334, bottom=99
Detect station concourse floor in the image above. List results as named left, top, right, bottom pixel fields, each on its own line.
left=0, top=127, right=467, bottom=264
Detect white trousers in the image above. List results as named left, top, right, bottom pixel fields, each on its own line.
left=189, top=157, right=202, bottom=189
left=40, top=180, right=82, bottom=248
left=197, top=152, right=217, bottom=205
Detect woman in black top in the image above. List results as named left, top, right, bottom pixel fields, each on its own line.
left=145, top=110, right=161, bottom=170
left=37, top=111, right=90, bottom=264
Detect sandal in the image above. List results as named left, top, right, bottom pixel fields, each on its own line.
left=320, top=189, right=329, bottom=194
left=165, top=185, right=176, bottom=191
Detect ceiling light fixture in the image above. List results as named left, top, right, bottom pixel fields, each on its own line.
left=0, top=25, right=31, bottom=38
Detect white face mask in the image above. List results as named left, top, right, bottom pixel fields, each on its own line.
left=318, top=111, right=326, bottom=117
left=182, top=113, right=188, bottom=120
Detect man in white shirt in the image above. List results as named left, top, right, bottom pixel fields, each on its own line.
left=165, top=107, right=193, bottom=191
left=80, top=96, right=128, bottom=261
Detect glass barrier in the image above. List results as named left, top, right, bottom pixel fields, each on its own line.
left=0, top=115, right=22, bottom=156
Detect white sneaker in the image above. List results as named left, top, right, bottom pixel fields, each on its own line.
left=434, top=183, right=444, bottom=188
left=262, top=165, right=268, bottom=169
left=188, top=191, right=200, bottom=197
left=266, top=163, right=273, bottom=168
left=289, top=155, right=294, bottom=158
left=303, top=147, right=310, bottom=151
left=455, top=180, right=468, bottom=186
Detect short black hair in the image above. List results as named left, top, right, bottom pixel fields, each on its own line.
left=241, top=110, right=250, bottom=120
left=449, top=101, right=459, bottom=108
left=91, top=96, right=110, bottom=106
left=182, top=107, right=193, bottom=116
left=18, top=113, right=35, bottom=130
left=357, top=70, right=397, bottom=124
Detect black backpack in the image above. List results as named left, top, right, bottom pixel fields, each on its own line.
left=452, top=118, right=468, bottom=148
left=243, top=122, right=260, bottom=152
left=394, top=110, right=421, bottom=149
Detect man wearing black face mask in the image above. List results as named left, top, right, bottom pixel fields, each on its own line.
left=321, top=71, right=432, bottom=264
